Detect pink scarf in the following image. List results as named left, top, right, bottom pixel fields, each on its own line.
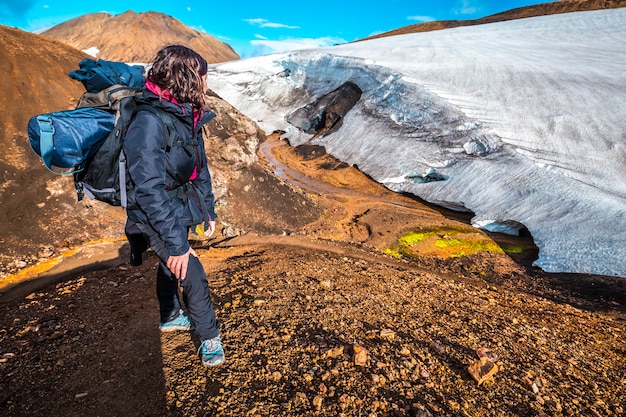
left=145, top=80, right=204, bottom=129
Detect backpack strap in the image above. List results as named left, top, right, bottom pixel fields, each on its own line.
left=133, top=104, right=178, bottom=149
left=36, top=115, right=58, bottom=174
left=76, top=84, right=142, bottom=110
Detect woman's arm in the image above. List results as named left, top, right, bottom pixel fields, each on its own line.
left=193, top=137, right=218, bottom=222
left=124, top=110, right=190, bottom=256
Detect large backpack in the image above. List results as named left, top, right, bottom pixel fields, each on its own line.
left=28, top=58, right=175, bottom=209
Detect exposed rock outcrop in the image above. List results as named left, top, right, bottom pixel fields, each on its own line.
left=286, top=82, right=362, bottom=137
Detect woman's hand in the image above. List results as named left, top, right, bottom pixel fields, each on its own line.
left=166, top=247, right=197, bottom=280
left=206, top=220, right=216, bottom=238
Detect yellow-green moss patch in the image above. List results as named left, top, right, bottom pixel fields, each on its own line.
left=385, top=226, right=512, bottom=260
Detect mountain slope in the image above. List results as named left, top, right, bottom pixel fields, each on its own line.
left=41, top=10, right=239, bottom=63
left=362, top=0, right=626, bottom=41
left=0, top=25, right=122, bottom=271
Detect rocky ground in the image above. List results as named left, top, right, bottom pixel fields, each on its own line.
left=1, top=138, right=625, bottom=417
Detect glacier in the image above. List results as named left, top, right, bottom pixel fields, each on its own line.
left=205, top=8, right=626, bottom=278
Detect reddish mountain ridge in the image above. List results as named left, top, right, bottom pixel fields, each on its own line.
left=362, top=0, right=626, bottom=40
left=41, top=10, right=239, bottom=63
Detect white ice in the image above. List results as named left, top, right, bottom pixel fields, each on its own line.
left=206, top=9, right=626, bottom=278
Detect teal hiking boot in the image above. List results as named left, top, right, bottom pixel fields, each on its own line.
left=198, top=336, right=225, bottom=367
left=159, top=310, right=193, bottom=332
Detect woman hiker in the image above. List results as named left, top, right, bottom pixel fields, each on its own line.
left=123, top=44, right=224, bottom=367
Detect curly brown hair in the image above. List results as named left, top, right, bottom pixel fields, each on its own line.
left=147, top=45, right=208, bottom=110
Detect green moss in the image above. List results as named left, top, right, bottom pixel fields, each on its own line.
left=434, top=238, right=463, bottom=248
left=398, top=231, right=437, bottom=246
left=385, top=226, right=519, bottom=259
left=501, top=244, right=526, bottom=254
left=383, top=248, right=403, bottom=259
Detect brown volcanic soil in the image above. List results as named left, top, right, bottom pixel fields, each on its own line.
left=1, top=137, right=625, bottom=417
left=0, top=26, right=129, bottom=275
left=362, top=0, right=626, bottom=41
left=42, top=11, right=239, bottom=63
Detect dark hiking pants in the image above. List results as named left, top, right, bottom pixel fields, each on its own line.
left=157, top=256, right=220, bottom=341
left=126, top=219, right=220, bottom=341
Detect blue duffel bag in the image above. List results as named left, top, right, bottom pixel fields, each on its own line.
left=69, top=58, right=145, bottom=93
left=27, top=107, right=115, bottom=174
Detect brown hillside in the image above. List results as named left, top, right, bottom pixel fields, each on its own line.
left=0, top=25, right=115, bottom=272
left=41, top=10, right=239, bottom=63
left=362, top=0, right=626, bottom=40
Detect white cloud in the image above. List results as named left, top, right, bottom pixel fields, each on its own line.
left=254, top=33, right=268, bottom=40
left=187, top=7, right=191, bottom=12
left=250, top=36, right=346, bottom=55
left=407, top=15, right=436, bottom=22
left=453, top=0, right=479, bottom=15
left=244, top=18, right=299, bottom=29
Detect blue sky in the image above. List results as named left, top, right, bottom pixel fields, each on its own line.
left=1, top=0, right=554, bottom=57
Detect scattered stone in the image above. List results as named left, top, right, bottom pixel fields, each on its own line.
left=429, top=342, right=445, bottom=355
left=37, top=247, right=54, bottom=259
left=380, top=329, right=396, bottom=340
left=50, top=331, right=64, bottom=340
left=353, top=345, right=368, bottom=367
left=532, top=382, right=540, bottom=394
left=468, top=357, right=499, bottom=385
left=75, top=392, right=88, bottom=399
left=313, top=395, right=323, bottom=411
left=293, top=392, right=309, bottom=408
left=476, top=347, right=499, bottom=361
left=325, top=346, right=344, bottom=359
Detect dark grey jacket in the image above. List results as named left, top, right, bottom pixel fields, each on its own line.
left=123, top=89, right=216, bottom=258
